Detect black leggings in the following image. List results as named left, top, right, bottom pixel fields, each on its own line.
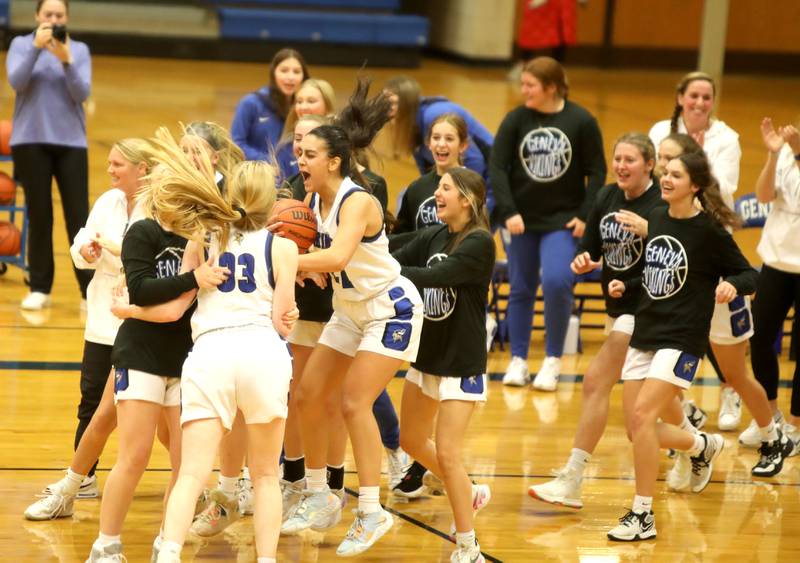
left=750, top=264, right=800, bottom=416
left=12, top=143, right=92, bottom=296
left=75, top=341, right=113, bottom=477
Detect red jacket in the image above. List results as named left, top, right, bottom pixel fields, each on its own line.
left=517, top=0, right=577, bottom=49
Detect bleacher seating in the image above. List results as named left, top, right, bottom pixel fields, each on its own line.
left=217, top=6, right=428, bottom=47
left=0, top=0, right=9, bottom=28
left=214, top=0, right=400, bottom=10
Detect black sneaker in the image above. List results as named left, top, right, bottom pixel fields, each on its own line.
left=752, top=428, right=794, bottom=477
left=392, top=461, right=426, bottom=498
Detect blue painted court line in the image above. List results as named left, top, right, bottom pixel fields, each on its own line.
left=0, top=361, right=794, bottom=388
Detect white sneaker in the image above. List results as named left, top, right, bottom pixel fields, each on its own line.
left=502, top=356, right=529, bottom=387
left=532, top=357, right=561, bottom=391
left=280, top=487, right=342, bottom=535
left=448, top=483, right=491, bottom=536
left=739, top=411, right=784, bottom=448
left=689, top=433, right=725, bottom=493
left=607, top=509, right=656, bottom=542
left=24, top=489, right=75, bottom=520
left=385, top=447, right=411, bottom=489
left=280, top=478, right=304, bottom=521
left=422, top=470, right=446, bottom=496
left=528, top=467, right=582, bottom=509
left=77, top=474, right=99, bottom=499
left=189, top=489, right=240, bottom=537
left=336, top=508, right=394, bottom=557
left=783, top=422, right=800, bottom=457
left=485, top=314, right=498, bottom=352
left=718, top=387, right=742, bottom=431
left=451, top=542, right=485, bottom=563
left=21, top=292, right=51, bottom=311
left=237, top=477, right=254, bottom=515
left=666, top=451, right=692, bottom=492
left=85, top=540, right=126, bottom=562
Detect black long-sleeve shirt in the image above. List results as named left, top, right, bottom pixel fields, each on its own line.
left=490, top=100, right=606, bottom=231
left=627, top=208, right=759, bottom=358
left=111, top=219, right=196, bottom=377
left=578, top=181, right=666, bottom=317
left=394, top=171, right=442, bottom=234
left=393, top=225, right=495, bottom=377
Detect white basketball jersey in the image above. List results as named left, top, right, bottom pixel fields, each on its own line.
left=191, top=228, right=278, bottom=341
left=311, top=177, right=401, bottom=302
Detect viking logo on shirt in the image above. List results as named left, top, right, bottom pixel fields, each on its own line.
left=599, top=212, right=644, bottom=271
left=423, top=253, right=456, bottom=321
left=519, top=127, right=572, bottom=182
left=154, top=247, right=184, bottom=279
left=642, top=235, right=688, bottom=300
left=415, top=196, right=443, bottom=230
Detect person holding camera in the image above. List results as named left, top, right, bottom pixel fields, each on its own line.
left=7, top=0, right=92, bottom=310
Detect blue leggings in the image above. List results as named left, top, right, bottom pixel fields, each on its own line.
left=507, top=229, right=576, bottom=359
left=373, top=389, right=399, bottom=450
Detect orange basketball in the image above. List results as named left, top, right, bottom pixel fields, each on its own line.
left=271, top=199, right=317, bottom=254
left=0, top=221, right=21, bottom=256
left=0, top=172, right=15, bottom=205
left=0, top=121, right=12, bottom=155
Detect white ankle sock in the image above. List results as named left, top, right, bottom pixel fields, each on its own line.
left=98, top=532, right=120, bottom=547
left=306, top=468, right=327, bottom=492
left=160, top=540, right=181, bottom=556
left=455, top=530, right=476, bottom=549
left=218, top=474, right=239, bottom=496
left=759, top=420, right=779, bottom=442
left=61, top=468, right=86, bottom=495
left=687, top=433, right=705, bottom=456
left=358, top=486, right=380, bottom=514
left=632, top=495, right=652, bottom=513
left=257, top=558, right=277, bottom=563
left=566, top=448, right=591, bottom=475
left=242, top=466, right=251, bottom=481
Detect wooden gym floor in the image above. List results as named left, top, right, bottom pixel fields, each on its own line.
left=1, top=55, right=799, bottom=562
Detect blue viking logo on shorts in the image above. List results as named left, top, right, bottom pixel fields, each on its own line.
left=519, top=126, right=572, bottom=182
left=642, top=235, right=688, bottom=300
left=599, top=212, right=644, bottom=271
left=423, top=253, right=456, bottom=321
left=673, top=352, right=700, bottom=383
left=415, top=196, right=443, bottom=230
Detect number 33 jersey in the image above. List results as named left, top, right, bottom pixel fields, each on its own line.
left=191, top=229, right=279, bottom=341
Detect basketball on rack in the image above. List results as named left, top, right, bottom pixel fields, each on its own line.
left=0, top=172, right=15, bottom=205
left=270, top=198, right=317, bottom=254
left=0, top=221, right=21, bottom=257
left=0, top=121, right=12, bottom=155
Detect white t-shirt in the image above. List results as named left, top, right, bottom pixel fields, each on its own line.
left=757, top=145, right=800, bottom=273
left=649, top=118, right=741, bottom=209
left=70, top=189, right=143, bottom=345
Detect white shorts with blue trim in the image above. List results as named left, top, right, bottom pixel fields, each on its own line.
left=406, top=367, right=487, bottom=402
left=113, top=368, right=181, bottom=407
left=709, top=295, right=754, bottom=345
left=604, top=314, right=635, bottom=336
left=319, top=276, right=423, bottom=362
left=621, top=347, right=702, bottom=390
left=180, top=325, right=293, bottom=430
left=287, top=320, right=325, bottom=348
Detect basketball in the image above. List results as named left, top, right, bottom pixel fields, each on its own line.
left=0, top=221, right=21, bottom=256
left=0, top=172, right=15, bottom=205
left=0, top=121, right=11, bottom=155
left=271, top=198, right=317, bottom=253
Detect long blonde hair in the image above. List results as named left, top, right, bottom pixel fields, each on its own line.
left=143, top=126, right=276, bottom=251
left=444, top=167, right=490, bottom=253
left=384, top=75, right=422, bottom=156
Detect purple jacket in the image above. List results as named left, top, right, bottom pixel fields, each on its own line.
left=7, top=33, right=91, bottom=148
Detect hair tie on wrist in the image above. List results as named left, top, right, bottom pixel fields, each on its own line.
left=234, top=206, right=247, bottom=218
